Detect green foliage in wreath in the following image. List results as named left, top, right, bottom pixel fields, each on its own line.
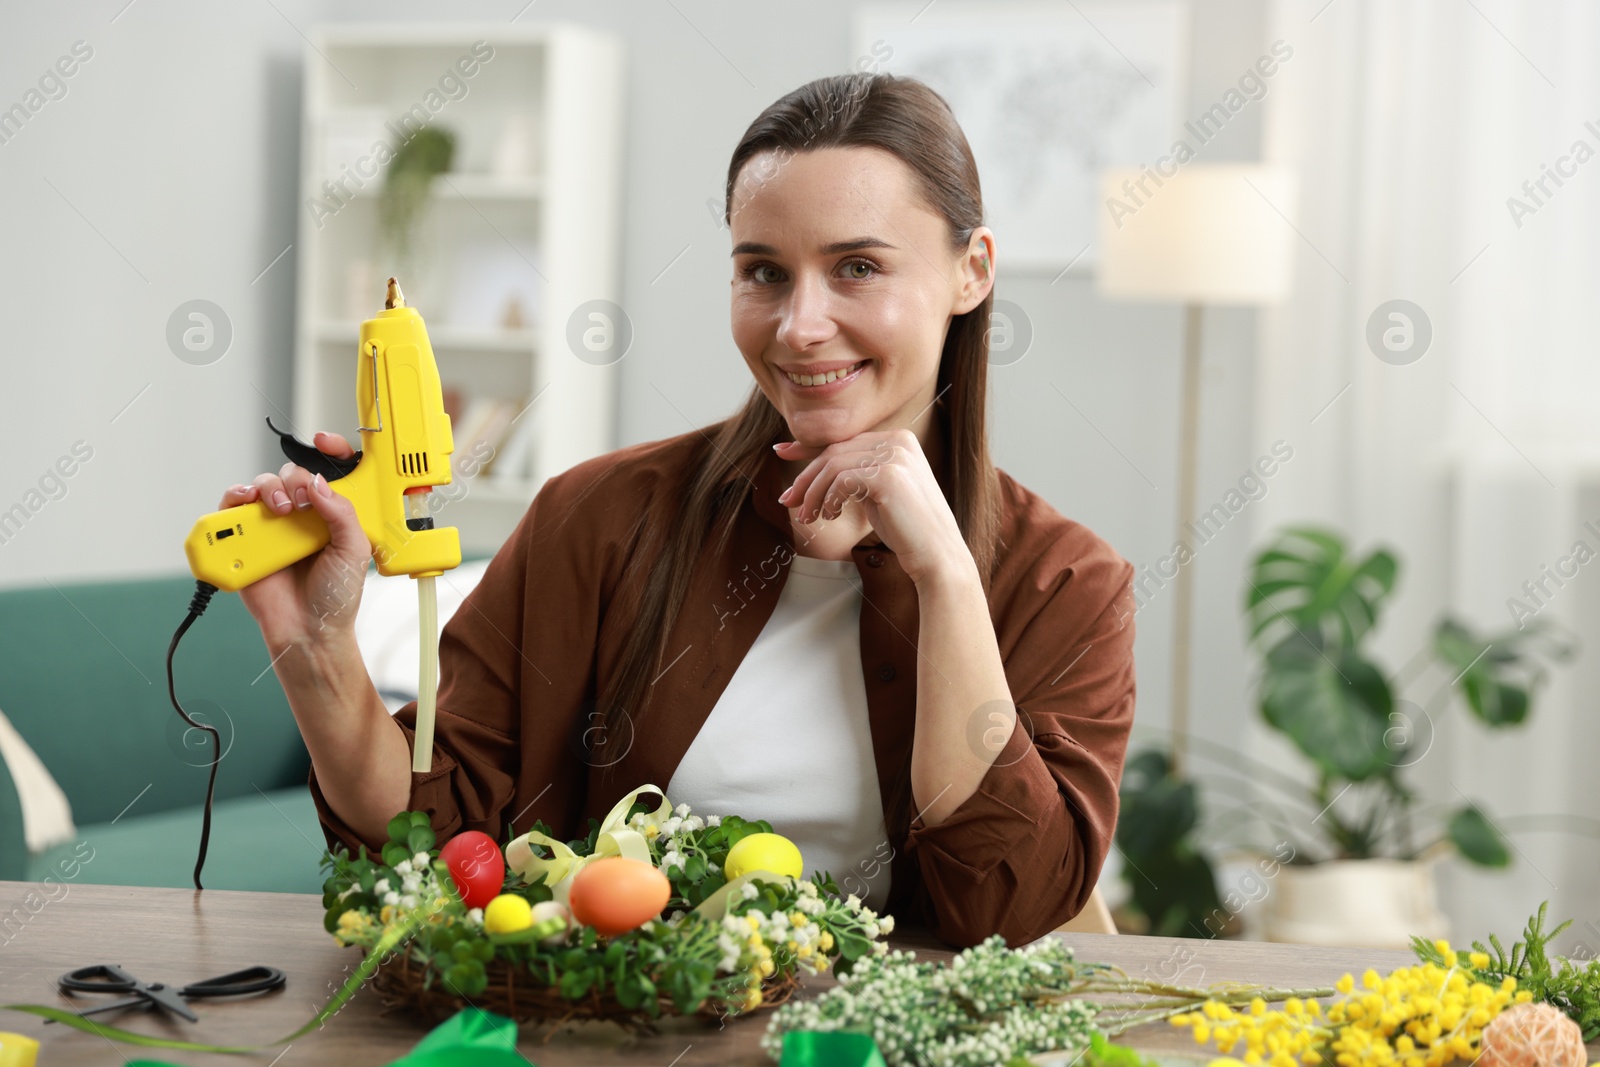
left=317, top=800, right=892, bottom=1019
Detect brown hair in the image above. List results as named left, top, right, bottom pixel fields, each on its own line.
left=594, top=73, right=1001, bottom=837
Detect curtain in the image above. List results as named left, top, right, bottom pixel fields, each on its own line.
left=1249, top=0, right=1600, bottom=945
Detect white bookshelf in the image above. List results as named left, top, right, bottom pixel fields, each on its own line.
left=293, top=24, right=625, bottom=556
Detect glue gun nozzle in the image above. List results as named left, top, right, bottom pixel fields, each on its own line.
left=385, top=277, right=405, bottom=310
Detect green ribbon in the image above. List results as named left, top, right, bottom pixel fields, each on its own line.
left=779, top=1031, right=888, bottom=1067
left=373, top=1008, right=525, bottom=1067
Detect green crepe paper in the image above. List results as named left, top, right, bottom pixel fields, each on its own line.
left=380, top=1008, right=524, bottom=1067
left=779, top=1031, right=887, bottom=1067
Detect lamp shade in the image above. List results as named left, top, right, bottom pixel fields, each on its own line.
left=1096, top=164, right=1295, bottom=305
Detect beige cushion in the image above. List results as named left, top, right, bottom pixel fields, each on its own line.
left=1056, top=886, right=1117, bottom=934
left=0, top=707, right=76, bottom=853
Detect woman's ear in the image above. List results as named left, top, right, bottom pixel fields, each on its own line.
left=952, top=228, right=996, bottom=315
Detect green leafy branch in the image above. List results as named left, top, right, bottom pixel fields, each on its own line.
left=1411, top=901, right=1600, bottom=1041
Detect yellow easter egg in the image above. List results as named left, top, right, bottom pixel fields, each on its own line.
left=725, top=832, right=804, bottom=880
left=483, top=893, right=533, bottom=934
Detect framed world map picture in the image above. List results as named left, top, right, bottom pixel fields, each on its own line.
left=853, top=0, right=1189, bottom=275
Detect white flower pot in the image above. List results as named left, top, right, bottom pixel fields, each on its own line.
left=1261, top=858, right=1449, bottom=948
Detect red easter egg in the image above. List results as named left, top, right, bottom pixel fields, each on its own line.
left=439, top=831, right=504, bottom=909
left=567, top=857, right=671, bottom=937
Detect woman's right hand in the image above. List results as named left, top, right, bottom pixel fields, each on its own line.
left=217, top=431, right=373, bottom=647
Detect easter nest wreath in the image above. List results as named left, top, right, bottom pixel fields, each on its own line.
left=317, top=785, right=894, bottom=1032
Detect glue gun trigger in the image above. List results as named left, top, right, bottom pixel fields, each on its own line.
left=265, top=417, right=363, bottom=482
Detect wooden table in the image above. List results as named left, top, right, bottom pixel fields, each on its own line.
left=1, top=883, right=1592, bottom=1066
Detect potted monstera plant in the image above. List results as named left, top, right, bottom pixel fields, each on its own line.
left=1233, top=527, right=1574, bottom=947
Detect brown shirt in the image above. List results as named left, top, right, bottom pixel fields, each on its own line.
left=309, top=425, right=1137, bottom=948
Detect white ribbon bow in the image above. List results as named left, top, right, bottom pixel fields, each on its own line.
left=502, top=783, right=674, bottom=906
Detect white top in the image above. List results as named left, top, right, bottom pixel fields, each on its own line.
left=667, top=553, right=892, bottom=914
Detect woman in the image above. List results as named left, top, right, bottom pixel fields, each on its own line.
left=220, top=73, right=1136, bottom=948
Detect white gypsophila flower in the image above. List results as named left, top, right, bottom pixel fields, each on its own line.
left=412, top=851, right=430, bottom=868
left=383, top=891, right=400, bottom=906
left=373, top=878, right=391, bottom=895
left=741, top=881, right=759, bottom=900
left=393, top=859, right=413, bottom=876
left=338, top=884, right=359, bottom=901
left=466, top=907, right=483, bottom=924
left=683, top=815, right=704, bottom=831
left=798, top=880, right=818, bottom=897
left=660, top=817, right=682, bottom=838
left=846, top=894, right=862, bottom=908
left=674, top=802, right=690, bottom=817
left=399, top=893, right=418, bottom=910
left=704, top=815, right=721, bottom=827
left=659, top=850, right=683, bottom=873
left=879, top=914, right=895, bottom=934
left=401, top=874, right=422, bottom=894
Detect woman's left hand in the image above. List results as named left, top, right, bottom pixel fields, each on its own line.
left=775, top=429, right=973, bottom=587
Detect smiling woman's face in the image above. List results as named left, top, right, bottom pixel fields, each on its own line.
left=729, top=146, right=992, bottom=449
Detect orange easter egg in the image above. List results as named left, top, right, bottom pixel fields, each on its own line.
left=567, top=857, right=671, bottom=937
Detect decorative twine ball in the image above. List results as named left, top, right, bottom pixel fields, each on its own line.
left=1478, top=1001, right=1587, bottom=1067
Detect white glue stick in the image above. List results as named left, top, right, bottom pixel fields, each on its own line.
left=412, top=574, right=439, bottom=773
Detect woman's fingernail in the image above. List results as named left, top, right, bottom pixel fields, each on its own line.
left=294, top=487, right=310, bottom=508
left=229, top=484, right=247, bottom=494
left=273, top=491, right=290, bottom=510
left=314, top=473, right=332, bottom=498
left=778, top=486, right=794, bottom=504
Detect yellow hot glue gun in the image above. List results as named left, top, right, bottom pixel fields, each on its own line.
left=182, top=277, right=458, bottom=774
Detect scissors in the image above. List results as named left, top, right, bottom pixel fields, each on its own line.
left=51, top=964, right=286, bottom=1024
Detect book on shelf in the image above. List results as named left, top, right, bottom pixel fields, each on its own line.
left=488, top=403, right=538, bottom=487
left=440, top=391, right=530, bottom=484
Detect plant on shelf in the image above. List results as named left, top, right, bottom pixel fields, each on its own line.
left=379, top=125, right=456, bottom=269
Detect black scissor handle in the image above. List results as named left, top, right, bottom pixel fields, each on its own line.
left=58, top=964, right=138, bottom=994
left=180, top=965, right=286, bottom=998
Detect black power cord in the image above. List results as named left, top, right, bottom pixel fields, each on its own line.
left=166, top=579, right=221, bottom=890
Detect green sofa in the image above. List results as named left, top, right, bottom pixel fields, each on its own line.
left=0, top=574, right=328, bottom=893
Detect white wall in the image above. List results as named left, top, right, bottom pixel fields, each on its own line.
left=0, top=0, right=1271, bottom=832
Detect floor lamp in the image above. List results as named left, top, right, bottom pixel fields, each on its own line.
left=1095, top=164, right=1295, bottom=777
